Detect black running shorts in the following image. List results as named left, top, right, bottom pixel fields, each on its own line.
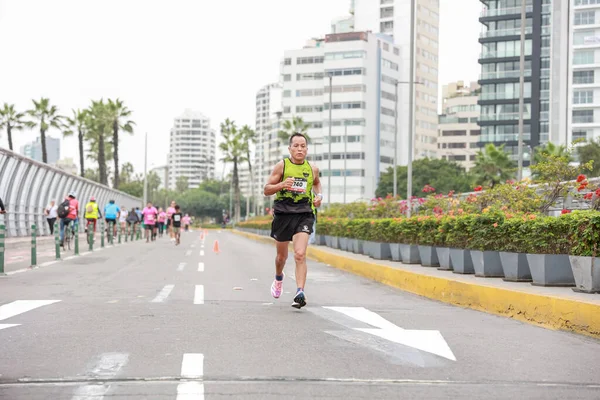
left=270, top=212, right=315, bottom=242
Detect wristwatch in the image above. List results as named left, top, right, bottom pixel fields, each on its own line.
left=316, top=193, right=323, bottom=200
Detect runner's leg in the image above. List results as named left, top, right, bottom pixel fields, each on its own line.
left=275, top=241, right=288, bottom=277
left=292, top=233, right=309, bottom=291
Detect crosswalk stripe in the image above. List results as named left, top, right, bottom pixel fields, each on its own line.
left=151, top=285, right=175, bottom=303
left=194, top=285, right=204, bottom=305
left=71, top=352, right=129, bottom=400
left=198, top=262, right=204, bottom=272
left=0, top=300, right=61, bottom=321
left=177, top=353, right=204, bottom=399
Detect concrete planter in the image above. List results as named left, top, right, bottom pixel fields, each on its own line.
left=330, top=236, right=340, bottom=249
left=418, top=245, right=439, bottom=267
left=338, top=237, right=349, bottom=252
left=436, top=247, right=453, bottom=271
left=367, top=241, right=391, bottom=260
left=324, top=235, right=333, bottom=248
left=400, top=244, right=421, bottom=264
left=499, top=252, right=532, bottom=282
left=471, top=250, right=504, bottom=278
left=389, top=243, right=402, bottom=262
left=349, top=239, right=363, bottom=254
left=314, top=234, right=326, bottom=246
left=526, top=254, right=575, bottom=287
left=569, top=256, right=600, bottom=294
left=450, top=248, right=474, bottom=274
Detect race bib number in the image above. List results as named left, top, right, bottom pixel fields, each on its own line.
left=290, top=178, right=307, bottom=193
left=174, top=215, right=181, bottom=222
left=147, top=214, right=155, bottom=222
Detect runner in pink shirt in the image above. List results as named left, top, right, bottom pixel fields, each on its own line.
left=157, top=207, right=167, bottom=238
left=141, top=202, right=158, bottom=242
left=166, top=201, right=177, bottom=241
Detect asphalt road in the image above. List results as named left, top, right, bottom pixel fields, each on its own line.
left=0, top=230, right=599, bottom=399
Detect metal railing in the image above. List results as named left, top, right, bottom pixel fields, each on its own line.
left=480, top=5, right=532, bottom=18
left=0, top=147, right=141, bottom=237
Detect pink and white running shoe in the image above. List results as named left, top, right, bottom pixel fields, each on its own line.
left=271, top=272, right=285, bottom=299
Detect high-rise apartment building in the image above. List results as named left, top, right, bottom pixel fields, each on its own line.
left=354, top=0, right=440, bottom=162
left=438, top=81, right=481, bottom=171
left=20, top=136, right=60, bottom=164
left=280, top=31, right=402, bottom=203
left=167, top=109, right=216, bottom=190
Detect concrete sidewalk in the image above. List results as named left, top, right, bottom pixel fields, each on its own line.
left=233, top=229, right=600, bottom=340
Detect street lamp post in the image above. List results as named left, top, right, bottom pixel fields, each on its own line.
left=143, top=132, right=148, bottom=206
left=516, top=0, right=527, bottom=181
left=407, top=0, right=416, bottom=218
left=393, top=81, right=399, bottom=198
left=327, top=73, right=333, bottom=207
left=344, top=120, right=348, bottom=204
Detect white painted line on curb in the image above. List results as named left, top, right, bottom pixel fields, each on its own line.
left=80, top=252, right=91, bottom=256
left=71, top=352, right=129, bottom=400
left=198, top=262, right=204, bottom=272
left=39, top=261, right=58, bottom=268
left=177, top=263, right=186, bottom=272
left=6, top=268, right=29, bottom=276
left=200, top=250, right=204, bottom=256
left=0, top=300, right=61, bottom=321
left=194, top=285, right=204, bottom=305
left=151, top=285, right=175, bottom=303
left=177, top=353, right=204, bottom=399
left=63, top=256, right=76, bottom=261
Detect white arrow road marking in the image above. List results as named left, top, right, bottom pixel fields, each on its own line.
left=177, top=353, right=204, bottom=399
left=151, top=285, right=174, bottom=303
left=0, top=300, right=61, bottom=321
left=198, top=262, right=204, bottom=272
left=324, top=306, right=456, bottom=361
left=194, top=285, right=204, bottom=305
left=177, top=263, right=186, bottom=272
left=72, top=352, right=129, bottom=400
left=0, top=324, right=20, bottom=331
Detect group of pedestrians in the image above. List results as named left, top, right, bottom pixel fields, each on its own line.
left=139, top=200, right=187, bottom=245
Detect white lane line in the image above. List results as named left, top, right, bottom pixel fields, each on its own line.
left=191, top=244, right=196, bottom=248
left=200, top=243, right=204, bottom=249
left=72, top=352, right=129, bottom=400
left=151, top=285, right=175, bottom=303
left=194, top=285, right=204, bottom=305
left=177, top=353, right=204, bottom=400
left=0, top=300, right=61, bottom=321
left=200, top=250, right=204, bottom=256
left=177, top=263, right=186, bottom=272
left=198, top=262, right=204, bottom=272
left=185, top=250, right=192, bottom=256
left=0, top=324, right=20, bottom=330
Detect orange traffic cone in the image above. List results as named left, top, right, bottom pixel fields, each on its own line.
left=213, top=239, right=220, bottom=254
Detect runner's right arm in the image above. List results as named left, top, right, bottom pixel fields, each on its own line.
left=263, top=161, right=293, bottom=196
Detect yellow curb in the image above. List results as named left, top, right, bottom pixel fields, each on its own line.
left=233, top=229, right=600, bottom=339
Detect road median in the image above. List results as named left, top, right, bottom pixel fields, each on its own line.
left=233, top=229, right=600, bottom=340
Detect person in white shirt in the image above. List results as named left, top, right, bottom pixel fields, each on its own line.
left=44, top=200, right=58, bottom=235
left=119, top=206, right=129, bottom=234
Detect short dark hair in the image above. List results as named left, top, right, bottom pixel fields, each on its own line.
left=175, top=205, right=180, bottom=210
left=289, top=133, right=308, bottom=146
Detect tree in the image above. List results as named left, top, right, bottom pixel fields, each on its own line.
left=277, top=116, right=310, bottom=144
left=0, top=103, right=27, bottom=151
left=26, top=98, right=64, bottom=163
left=85, top=100, right=112, bottom=185
left=376, top=158, right=474, bottom=198
left=240, top=124, right=257, bottom=218
left=473, top=144, right=516, bottom=188
left=120, top=162, right=135, bottom=185
left=198, top=179, right=230, bottom=196
left=63, top=109, right=88, bottom=177
left=107, top=99, right=135, bottom=189
left=219, top=119, right=246, bottom=223
left=175, top=176, right=189, bottom=193
left=577, top=139, right=600, bottom=178
left=84, top=168, right=100, bottom=183
left=533, top=142, right=570, bottom=165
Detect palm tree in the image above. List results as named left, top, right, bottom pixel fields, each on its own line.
left=533, top=142, right=570, bottom=164
left=219, top=119, right=246, bottom=223
left=473, top=143, right=517, bottom=188
left=0, top=103, right=27, bottom=151
left=85, top=100, right=112, bottom=185
left=240, top=125, right=257, bottom=218
left=26, top=98, right=63, bottom=163
left=63, top=109, right=88, bottom=177
left=277, top=116, right=310, bottom=144
left=107, top=99, right=135, bottom=189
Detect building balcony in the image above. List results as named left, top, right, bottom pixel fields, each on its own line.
left=479, top=112, right=531, bottom=121
left=480, top=70, right=531, bottom=80
left=480, top=5, right=532, bottom=18
left=479, top=50, right=530, bottom=59
left=479, top=92, right=526, bottom=101
left=480, top=27, right=532, bottom=39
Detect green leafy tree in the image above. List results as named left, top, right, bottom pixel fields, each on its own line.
left=240, top=124, right=257, bottom=217
left=473, top=144, right=516, bottom=188
left=107, top=99, right=135, bottom=189
left=63, top=109, right=88, bottom=177
left=533, top=142, right=569, bottom=165
left=120, top=162, right=135, bottom=185
left=376, top=158, right=474, bottom=198
left=198, top=179, right=230, bottom=196
left=26, top=98, right=64, bottom=163
left=219, top=119, right=246, bottom=223
left=0, top=103, right=27, bottom=151
left=85, top=100, right=112, bottom=185
left=577, top=139, right=600, bottom=177
left=175, top=176, right=189, bottom=193
left=84, top=168, right=100, bottom=183
left=277, top=116, right=310, bottom=144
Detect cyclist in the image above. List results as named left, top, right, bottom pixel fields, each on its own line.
left=104, top=200, right=120, bottom=239
left=58, top=191, right=79, bottom=248
left=84, top=196, right=101, bottom=238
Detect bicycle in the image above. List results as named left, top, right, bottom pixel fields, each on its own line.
left=63, top=221, right=75, bottom=251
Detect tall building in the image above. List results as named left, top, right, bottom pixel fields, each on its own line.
left=438, top=81, right=481, bottom=171
left=54, top=157, right=78, bottom=175
left=167, top=110, right=216, bottom=190
left=570, top=0, right=600, bottom=144
left=354, top=0, right=440, bottom=162
left=150, top=165, right=168, bottom=189
left=20, top=136, right=60, bottom=164
left=280, top=31, right=402, bottom=203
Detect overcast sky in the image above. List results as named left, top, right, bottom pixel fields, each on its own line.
left=0, top=0, right=481, bottom=177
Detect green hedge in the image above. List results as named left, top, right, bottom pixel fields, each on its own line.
left=315, top=211, right=600, bottom=256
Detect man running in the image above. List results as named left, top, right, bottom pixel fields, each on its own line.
left=141, top=202, right=158, bottom=242
left=263, top=133, right=323, bottom=309
left=171, top=205, right=183, bottom=245
left=166, top=201, right=177, bottom=241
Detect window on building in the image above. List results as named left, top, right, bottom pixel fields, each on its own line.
left=283, top=74, right=292, bottom=82
left=296, top=105, right=323, bottom=113
left=382, top=58, right=399, bottom=71
left=324, top=84, right=366, bottom=93
left=325, top=51, right=366, bottom=60
left=575, top=10, right=596, bottom=25
left=574, top=50, right=595, bottom=65
left=442, top=130, right=467, bottom=136
left=574, top=70, right=595, bottom=84
left=296, top=88, right=324, bottom=97
left=297, top=56, right=324, bottom=64
left=573, top=109, right=594, bottom=123
left=573, top=129, right=590, bottom=140
left=284, top=58, right=292, bottom=65
left=381, top=107, right=395, bottom=117
left=393, top=47, right=400, bottom=55
left=574, top=90, right=594, bottom=104
left=381, top=90, right=397, bottom=101
left=381, top=21, right=394, bottom=32
left=470, top=142, right=479, bottom=148
left=297, top=72, right=325, bottom=81
left=283, top=90, right=291, bottom=98
left=326, top=68, right=366, bottom=76
left=324, top=102, right=365, bottom=110
left=448, top=155, right=466, bottom=161
left=448, top=143, right=466, bottom=149
left=458, top=117, right=468, bottom=123
left=283, top=106, right=291, bottom=113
